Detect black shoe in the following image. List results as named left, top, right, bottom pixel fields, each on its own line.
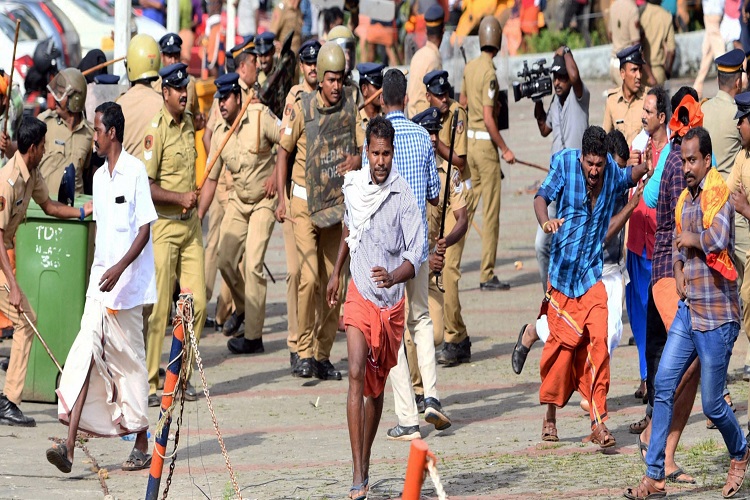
left=0, top=394, right=35, bottom=427
left=227, top=337, right=264, bottom=355
left=415, top=394, right=425, bottom=414
left=313, top=358, right=342, bottom=380
left=215, top=322, right=224, bottom=333
left=0, top=358, right=7, bottom=372
left=424, top=397, right=451, bottom=430
left=386, top=424, right=420, bottom=441
left=290, top=352, right=300, bottom=371
left=222, top=312, right=245, bottom=337
left=511, top=325, right=530, bottom=375
left=479, top=276, right=511, bottom=291
left=205, top=316, right=216, bottom=329
left=294, top=358, right=313, bottom=378
left=184, top=382, right=197, bottom=401
left=437, top=338, right=471, bottom=367
left=454, top=337, right=472, bottom=363
left=148, top=394, right=160, bottom=407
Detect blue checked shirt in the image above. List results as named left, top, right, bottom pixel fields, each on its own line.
left=536, top=148, right=635, bottom=298
left=362, top=111, right=440, bottom=262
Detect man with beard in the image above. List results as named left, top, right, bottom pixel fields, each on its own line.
left=603, top=44, right=649, bottom=144
left=142, top=63, right=205, bottom=406
left=256, top=32, right=277, bottom=88
left=533, top=126, right=649, bottom=448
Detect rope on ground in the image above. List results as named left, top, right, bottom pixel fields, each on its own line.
left=49, top=435, right=109, bottom=496
left=426, top=455, right=448, bottom=500
left=184, top=295, right=242, bottom=499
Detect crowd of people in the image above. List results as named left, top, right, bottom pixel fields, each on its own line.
left=2, top=0, right=750, bottom=497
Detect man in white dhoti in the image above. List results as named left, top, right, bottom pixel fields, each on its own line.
left=46, top=101, right=158, bottom=474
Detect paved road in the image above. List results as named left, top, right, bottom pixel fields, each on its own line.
left=4, top=77, right=747, bottom=500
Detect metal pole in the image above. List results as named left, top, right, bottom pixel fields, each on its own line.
left=166, top=0, right=180, bottom=35
left=113, top=0, right=130, bottom=81
left=227, top=0, right=236, bottom=54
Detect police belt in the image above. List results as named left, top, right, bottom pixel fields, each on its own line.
left=157, top=209, right=195, bottom=221
left=467, top=130, right=491, bottom=140
left=292, top=182, right=307, bottom=201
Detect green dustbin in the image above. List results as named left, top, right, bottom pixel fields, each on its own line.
left=16, top=196, right=93, bottom=403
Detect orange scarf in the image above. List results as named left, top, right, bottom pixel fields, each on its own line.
left=669, top=95, right=704, bottom=140
left=675, top=168, right=737, bottom=280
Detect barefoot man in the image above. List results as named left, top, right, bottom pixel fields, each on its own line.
left=327, top=116, right=424, bottom=500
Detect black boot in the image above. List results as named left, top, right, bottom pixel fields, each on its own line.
left=0, top=394, right=35, bottom=427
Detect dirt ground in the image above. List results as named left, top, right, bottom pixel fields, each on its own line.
left=3, top=77, right=748, bottom=500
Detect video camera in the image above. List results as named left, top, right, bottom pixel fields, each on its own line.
left=512, top=59, right=552, bottom=102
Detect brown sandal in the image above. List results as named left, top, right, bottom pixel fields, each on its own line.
left=623, top=475, right=666, bottom=499
left=541, top=418, right=559, bottom=442
left=723, top=447, right=750, bottom=498
left=584, top=422, right=616, bottom=448
left=629, top=414, right=651, bottom=434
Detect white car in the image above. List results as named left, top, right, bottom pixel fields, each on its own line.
left=52, top=0, right=167, bottom=54
left=0, top=14, right=43, bottom=95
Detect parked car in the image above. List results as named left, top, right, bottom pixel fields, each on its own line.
left=52, top=0, right=167, bottom=54
left=1, top=1, right=82, bottom=68
left=0, top=14, right=40, bottom=94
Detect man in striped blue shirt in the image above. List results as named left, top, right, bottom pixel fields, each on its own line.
left=362, top=69, right=449, bottom=440
left=533, top=126, right=649, bottom=447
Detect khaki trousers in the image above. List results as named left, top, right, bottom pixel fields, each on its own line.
left=204, top=172, right=233, bottom=324
left=0, top=271, right=36, bottom=405
left=694, top=14, right=725, bottom=96
left=218, top=195, right=276, bottom=340
left=289, top=195, right=341, bottom=361
left=389, top=263, right=439, bottom=426
left=282, top=192, right=300, bottom=352
left=468, top=137, right=502, bottom=283
left=444, top=187, right=474, bottom=344
left=735, top=216, right=750, bottom=364
left=146, top=215, right=206, bottom=394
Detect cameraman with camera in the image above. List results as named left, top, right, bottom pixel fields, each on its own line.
left=531, top=46, right=590, bottom=288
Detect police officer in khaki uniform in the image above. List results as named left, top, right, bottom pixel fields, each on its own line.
left=0, top=116, right=93, bottom=427
left=357, top=62, right=384, bottom=126
left=409, top=106, right=468, bottom=405
left=279, top=39, right=320, bottom=370
left=153, top=33, right=204, bottom=130
left=256, top=32, right=277, bottom=88
left=118, top=35, right=163, bottom=159
left=38, top=68, right=93, bottom=196
left=640, top=0, right=675, bottom=85
left=143, top=63, right=205, bottom=404
left=607, top=0, right=641, bottom=85
left=270, top=0, right=303, bottom=55
left=603, top=44, right=649, bottom=145
left=327, top=26, right=363, bottom=106
left=274, top=42, right=364, bottom=380
left=406, top=4, right=444, bottom=118
left=197, top=73, right=281, bottom=355
left=459, top=16, right=515, bottom=291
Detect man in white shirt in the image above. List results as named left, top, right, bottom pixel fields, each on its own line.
left=46, top=101, right=158, bottom=474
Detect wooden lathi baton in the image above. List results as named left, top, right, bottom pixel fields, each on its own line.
left=358, top=69, right=409, bottom=111
left=3, top=283, right=63, bottom=372
left=81, top=56, right=125, bottom=77
left=516, top=158, right=549, bottom=173
left=435, top=111, right=459, bottom=293
left=184, top=95, right=254, bottom=214
left=2, top=20, right=20, bottom=136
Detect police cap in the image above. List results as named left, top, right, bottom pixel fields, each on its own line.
left=230, top=35, right=256, bottom=59
left=617, top=44, right=645, bottom=67
left=214, top=72, right=241, bottom=98
left=357, top=62, right=385, bottom=88
left=423, top=69, right=450, bottom=95
left=255, top=32, right=276, bottom=55
left=159, top=62, right=189, bottom=88
left=412, top=107, right=442, bottom=133
left=735, top=91, right=750, bottom=120
left=716, top=48, right=745, bottom=74
left=299, top=39, right=321, bottom=63
left=159, top=33, right=183, bottom=55
left=425, top=4, right=445, bottom=26
left=94, top=74, right=120, bottom=85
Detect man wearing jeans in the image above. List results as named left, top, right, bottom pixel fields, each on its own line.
left=625, top=126, right=748, bottom=499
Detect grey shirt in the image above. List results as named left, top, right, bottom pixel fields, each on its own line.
left=546, top=84, right=591, bottom=155
left=345, top=173, right=424, bottom=308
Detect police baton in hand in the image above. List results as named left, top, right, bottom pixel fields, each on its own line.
left=358, top=69, right=408, bottom=111
left=2, top=20, right=20, bottom=137
left=435, top=111, right=459, bottom=293
left=81, top=56, right=125, bottom=77
left=186, top=94, right=254, bottom=213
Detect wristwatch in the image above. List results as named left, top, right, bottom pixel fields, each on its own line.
left=562, top=46, right=571, bottom=55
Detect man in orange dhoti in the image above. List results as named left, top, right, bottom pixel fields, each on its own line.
left=327, top=116, right=424, bottom=500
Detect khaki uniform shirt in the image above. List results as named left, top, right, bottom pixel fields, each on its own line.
left=117, top=83, right=163, bottom=158
left=37, top=110, right=93, bottom=196
left=461, top=52, right=498, bottom=132
left=641, top=3, right=675, bottom=70
left=358, top=107, right=383, bottom=133
left=206, top=79, right=253, bottom=133
left=438, top=101, right=469, bottom=181
left=280, top=91, right=365, bottom=188
left=702, top=90, right=742, bottom=180
left=428, top=165, right=468, bottom=246
left=270, top=3, right=303, bottom=54
left=0, top=152, right=50, bottom=249
left=142, top=106, right=198, bottom=216
left=609, top=0, right=640, bottom=56
left=152, top=75, right=201, bottom=117
left=281, top=81, right=315, bottom=130
left=407, top=40, right=442, bottom=119
left=208, top=104, right=281, bottom=203
left=727, top=148, right=750, bottom=195
left=602, top=86, right=648, bottom=145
